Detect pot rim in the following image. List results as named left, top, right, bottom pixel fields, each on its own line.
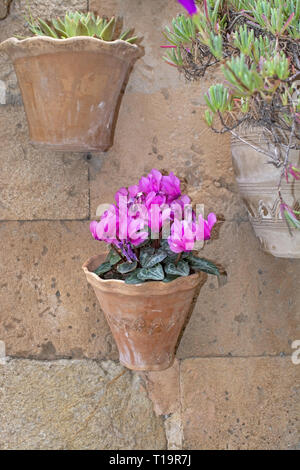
left=0, top=36, right=141, bottom=61
left=82, top=253, right=207, bottom=296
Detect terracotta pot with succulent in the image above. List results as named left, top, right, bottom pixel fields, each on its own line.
left=163, top=0, right=300, bottom=258
left=83, top=169, right=221, bottom=371
left=0, top=11, right=141, bottom=151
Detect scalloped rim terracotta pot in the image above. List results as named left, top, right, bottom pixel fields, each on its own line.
left=0, top=36, right=141, bottom=152
left=231, top=126, right=300, bottom=258
left=83, top=254, right=207, bottom=371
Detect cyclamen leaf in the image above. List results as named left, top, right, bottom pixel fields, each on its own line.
left=117, top=261, right=137, bottom=274
left=125, top=270, right=144, bottom=285
left=106, top=249, right=121, bottom=266
left=163, top=275, right=180, bottom=283
left=140, top=249, right=167, bottom=268
left=140, top=247, right=155, bottom=267
left=137, top=263, right=165, bottom=281
left=188, top=255, right=220, bottom=276
left=125, top=269, right=144, bottom=284
left=94, top=262, right=112, bottom=276
left=165, top=260, right=190, bottom=277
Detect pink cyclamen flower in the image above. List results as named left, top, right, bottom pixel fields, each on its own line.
left=168, top=219, right=196, bottom=253
left=139, top=169, right=163, bottom=194
left=128, top=217, right=148, bottom=246
left=90, top=220, right=101, bottom=241
left=178, top=0, right=197, bottom=15
left=161, top=172, right=181, bottom=202
left=196, top=213, right=217, bottom=241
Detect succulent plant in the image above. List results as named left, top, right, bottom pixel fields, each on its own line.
left=26, top=11, right=138, bottom=43
left=165, top=1, right=300, bottom=230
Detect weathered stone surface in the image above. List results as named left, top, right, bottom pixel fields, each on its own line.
left=181, top=357, right=300, bottom=450
left=91, top=0, right=183, bottom=94
left=0, top=107, right=89, bottom=220
left=0, top=359, right=166, bottom=450
left=164, top=412, right=183, bottom=450
left=0, top=0, right=12, bottom=20
left=142, top=359, right=180, bottom=416
left=0, top=221, right=117, bottom=359
left=178, top=220, right=300, bottom=358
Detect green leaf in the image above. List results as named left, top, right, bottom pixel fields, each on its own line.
left=94, top=262, right=112, bottom=276
left=126, top=36, right=138, bottom=44
left=76, top=19, right=89, bottom=36
left=106, top=249, right=121, bottom=266
left=64, top=16, right=77, bottom=37
left=140, top=248, right=167, bottom=268
left=163, top=275, right=180, bottom=283
left=188, top=255, right=220, bottom=276
left=165, top=260, right=190, bottom=277
left=100, top=16, right=115, bottom=41
left=137, top=263, right=165, bottom=281
left=117, top=261, right=138, bottom=274
left=38, top=19, right=58, bottom=38
left=125, top=269, right=144, bottom=284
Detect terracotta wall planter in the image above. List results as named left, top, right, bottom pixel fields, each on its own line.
left=231, top=127, right=300, bottom=258
left=0, top=36, right=140, bottom=151
left=83, top=254, right=207, bottom=371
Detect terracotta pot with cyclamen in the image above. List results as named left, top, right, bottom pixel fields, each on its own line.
left=83, top=169, right=220, bottom=371
left=164, top=0, right=300, bottom=258
left=0, top=11, right=141, bottom=151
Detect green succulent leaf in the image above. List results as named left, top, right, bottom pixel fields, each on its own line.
left=26, top=11, right=138, bottom=43
left=76, top=18, right=89, bottom=36
left=38, top=18, right=58, bottom=38
left=100, top=16, right=115, bottom=41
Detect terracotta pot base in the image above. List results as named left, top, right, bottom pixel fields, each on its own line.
left=83, top=254, right=207, bottom=371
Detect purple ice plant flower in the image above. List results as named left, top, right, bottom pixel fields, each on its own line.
left=178, top=0, right=198, bottom=16
left=285, top=164, right=300, bottom=182
left=280, top=203, right=300, bottom=229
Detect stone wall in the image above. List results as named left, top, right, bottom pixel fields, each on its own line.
left=0, top=0, right=299, bottom=450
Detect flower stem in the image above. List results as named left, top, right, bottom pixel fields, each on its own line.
left=175, top=253, right=182, bottom=265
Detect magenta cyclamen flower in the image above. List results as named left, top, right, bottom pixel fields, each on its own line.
left=161, top=172, right=181, bottom=202
left=90, top=169, right=220, bottom=283
left=178, top=0, right=198, bottom=15
left=196, top=213, right=217, bottom=241
left=168, top=219, right=196, bottom=253
left=139, top=168, right=163, bottom=194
